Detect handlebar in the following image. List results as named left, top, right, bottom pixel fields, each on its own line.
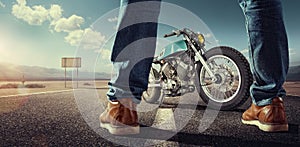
left=163, top=32, right=177, bottom=38
left=163, top=28, right=191, bottom=38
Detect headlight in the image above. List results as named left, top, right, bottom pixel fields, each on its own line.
left=197, top=34, right=205, bottom=44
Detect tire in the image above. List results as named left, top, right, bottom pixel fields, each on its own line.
left=142, top=68, right=162, bottom=103
left=197, top=46, right=253, bottom=110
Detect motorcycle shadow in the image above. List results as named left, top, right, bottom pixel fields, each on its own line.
left=159, top=97, right=250, bottom=113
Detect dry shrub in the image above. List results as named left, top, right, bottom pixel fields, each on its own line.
left=0, top=83, right=46, bottom=89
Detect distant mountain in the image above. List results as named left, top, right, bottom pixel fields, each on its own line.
left=1, top=62, right=299, bottom=81
left=0, top=63, right=111, bottom=81
left=290, top=61, right=300, bottom=67
left=287, top=65, right=300, bottom=81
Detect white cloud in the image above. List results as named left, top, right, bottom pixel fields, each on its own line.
left=11, top=0, right=107, bottom=52
left=240, top=48, right=249, bottom=54
left=96, top=49, right=111, bottom=60
left=94, top=49, right=113, bottom=72
left=0, top=1, right=5, bottom=8
left=203, top=33, right=212, bottom=38
left=64, top=29, right=83, bottom=46
left=241, top=48, right=294, bottom=56
left=11, top=0, right=65, bottom=26
left=289, top=48, right=296, bottom=56
left=65, top=28, right=106, bottom=50
left=108, top=16, right=118, bottom=30
left=108, top=16, right=118, bottom=23
left=80, top=29, right=106, bottom=50
left=12, top=0, right=49, bottom=25
left=239, top=48, right=249, bottom=61
left=51, top=15, right=84, bottom=32
left=203, top=33, right=220, bottom=44
left=11, top=0, right=71, bottom=30
left=49, top=4, right=63, bottom=20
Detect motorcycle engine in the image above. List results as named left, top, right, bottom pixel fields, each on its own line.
left=177, top=59, right=193, bottom=80
left=162, top=56, right=193, bottom=81
left=161, top=59, right=175, bottom=79
left=161, top=55, right=195, bottom=96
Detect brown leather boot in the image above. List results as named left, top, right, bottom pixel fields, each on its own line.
left=100, top=98, right=139, bottom=135
left=241, top=97, right=288, bottom=132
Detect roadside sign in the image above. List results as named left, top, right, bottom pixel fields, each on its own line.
left=61, top=57, right=81, bottom=68
left=61, top=57, right=81, bottom=88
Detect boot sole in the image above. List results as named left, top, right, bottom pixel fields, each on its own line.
left=100, top=122, right=140, bottom=135
left=241, top=119, right=288, bottom=132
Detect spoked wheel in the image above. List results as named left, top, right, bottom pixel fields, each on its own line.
left=197, top=46, right=253, bottom=110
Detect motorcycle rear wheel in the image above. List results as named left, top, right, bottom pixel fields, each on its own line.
left=197, top=46, right=253, bottom=110
left=142, top=68, right=162, bottom=103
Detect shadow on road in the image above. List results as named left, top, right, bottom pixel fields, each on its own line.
left=142, top=95, right=300, bottom=146
left=120, top=124, right=299, bottom=146
left=160, top=102, right=246, bottom=113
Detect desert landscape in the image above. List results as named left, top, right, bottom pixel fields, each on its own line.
left=0, top=80, right=108, bottom=114
left=1, top=61, right=299, bottom=97
left=283, top=81, right=300, bottom=96
left=0, top=80, right=299, bottom=97
left=0, top=80, right=109, bottom=97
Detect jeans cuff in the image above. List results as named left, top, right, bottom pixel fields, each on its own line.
left=106, top=85, right=143, bottom=104
left=252, top=98, right=273, bottom=106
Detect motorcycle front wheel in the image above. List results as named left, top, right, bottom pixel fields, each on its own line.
left=197, top=46, right=253, bottom=110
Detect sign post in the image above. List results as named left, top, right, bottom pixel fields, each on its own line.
left=61, top=57, right=81, bottom=88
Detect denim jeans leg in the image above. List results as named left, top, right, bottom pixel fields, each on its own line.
left=107, top=0, right=161, bottom=104
left=239, top=0, right=289, bottom=106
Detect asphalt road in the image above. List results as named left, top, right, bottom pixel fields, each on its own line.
left=0, top=89, right=299, bottom=146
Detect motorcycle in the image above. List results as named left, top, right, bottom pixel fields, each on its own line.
left=142, top=28, right=253, bottom=110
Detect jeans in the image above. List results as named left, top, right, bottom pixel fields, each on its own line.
left=239, top=0, right=289, bottom=106
left=107, top=0, right=161, bottom=104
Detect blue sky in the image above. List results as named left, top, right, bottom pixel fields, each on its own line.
left=0, top=0, right=299, bottom=73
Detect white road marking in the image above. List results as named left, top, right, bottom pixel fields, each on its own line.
left=152, top=108, right=177, bottom=131
left=0, top=89, right=75, bottom=98
left=145, top=108, right=179, bottom=146
left=144, top=140, right=180, bottom=146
